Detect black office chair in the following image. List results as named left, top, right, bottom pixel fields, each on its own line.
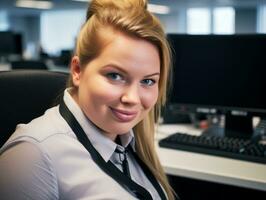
left=11, top=60, right=48, bottom=70
left=0, top=70, right=69, bottom=147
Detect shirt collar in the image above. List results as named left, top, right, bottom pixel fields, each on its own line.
left=63, top=88, right=135, bottom=162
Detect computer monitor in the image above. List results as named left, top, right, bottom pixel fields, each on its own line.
left=166, top=34, right=266, bottom=139
left=0, top=31, right=23, bottom=57
left=0, top=31, right=15, bottom=56
left=13, top=33, right=23, bottom=56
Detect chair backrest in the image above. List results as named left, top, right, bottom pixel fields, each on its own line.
left=0, top=70, right=69, bottom=147
left=11, top=60, right=48, bottom=70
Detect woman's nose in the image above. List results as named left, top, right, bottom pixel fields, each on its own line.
left=120, top=84, right=141, bottom=105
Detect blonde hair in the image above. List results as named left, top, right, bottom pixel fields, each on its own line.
left=69, top=0, right=174, bottom=199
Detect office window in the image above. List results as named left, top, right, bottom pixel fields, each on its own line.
left=187, top=8, right=211, bottom=34
left=0, top=11, right=9, bottom=31
left=213, top=7, right=235, bottom=34
left=41, top=9, right=85, bottom=55
left=257, top=5, right=266, bottom=33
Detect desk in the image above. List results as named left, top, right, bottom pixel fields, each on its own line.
left=156, top=124, right=266, bottom=192
left=0, top=63, right=10, bottom=71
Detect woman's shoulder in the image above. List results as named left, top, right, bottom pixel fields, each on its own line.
left=2, top=106, right=73, bottom=151
left=0, top=139, right=59, bottom=199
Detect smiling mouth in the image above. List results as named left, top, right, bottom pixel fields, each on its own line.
left=110, top=107, right=138, bottom=122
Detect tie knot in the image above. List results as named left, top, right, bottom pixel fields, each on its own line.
left=114, top=146, right=131, bottom=178
left=115, top=146, right=127, bottom=163
left=115, top=145, right=127, bottom=154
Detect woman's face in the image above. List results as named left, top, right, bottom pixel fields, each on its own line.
left=71, top=31, right=160, bottom=141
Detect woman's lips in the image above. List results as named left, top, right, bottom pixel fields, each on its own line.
left=110, top=107, right=138, bottom=122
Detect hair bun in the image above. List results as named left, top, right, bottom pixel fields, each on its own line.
left=86, top=0, right=148, bottom=20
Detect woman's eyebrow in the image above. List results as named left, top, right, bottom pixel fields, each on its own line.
left=103, top=64, right=160, bottom=78
left=102, top=64, right=128, bottom=74
left=144, top=72, right=160, bottom=78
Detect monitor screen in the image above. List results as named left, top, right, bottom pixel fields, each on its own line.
left=0, top=31, right=23, bottom=56
left=167, top=34, right=266, bottom=138
left=13, top=33, right=23, bottom=56
left=0, top=31, right=15, bottom=56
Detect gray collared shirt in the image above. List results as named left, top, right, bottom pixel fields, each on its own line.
left=0, top=89, right=162, bottom=200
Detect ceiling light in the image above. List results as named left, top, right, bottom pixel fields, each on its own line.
left=16, top=0, right=53, bottom=10
left=147, top=4, right=170, bottom=15
left=72, top=0, right=91, bottom=2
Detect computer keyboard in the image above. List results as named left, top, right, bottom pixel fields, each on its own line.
left=159, top=132, right=266, bottom=164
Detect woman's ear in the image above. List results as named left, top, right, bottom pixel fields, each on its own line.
left=71, top=56, right=81, bottom=87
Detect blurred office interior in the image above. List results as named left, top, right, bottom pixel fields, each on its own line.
left=0, top=0, right=266, bottom=72
left=1, top=1, right=266, bottom=199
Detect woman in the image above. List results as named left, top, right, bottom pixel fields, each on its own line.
left=0, top=0, right=175, bottom=199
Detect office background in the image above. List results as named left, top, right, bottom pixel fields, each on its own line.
left=1, top=0, right=266, bottom=61
left=0, top=1, right=266, bottom=199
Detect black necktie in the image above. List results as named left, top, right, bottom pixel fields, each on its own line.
left=115, top=147, right=131, bottom=178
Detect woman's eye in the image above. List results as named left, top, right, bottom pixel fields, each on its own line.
left=141, top=79, right=155, bottom=86
left=106, top=73, right=123, bottom=81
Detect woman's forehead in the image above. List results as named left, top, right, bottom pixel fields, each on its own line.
left=92, top=32, right=160, bottom=73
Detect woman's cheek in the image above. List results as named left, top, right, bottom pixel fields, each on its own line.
left=90, top=82, right=124, bottom=102
left=141, top=88, right=159, bottom=109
